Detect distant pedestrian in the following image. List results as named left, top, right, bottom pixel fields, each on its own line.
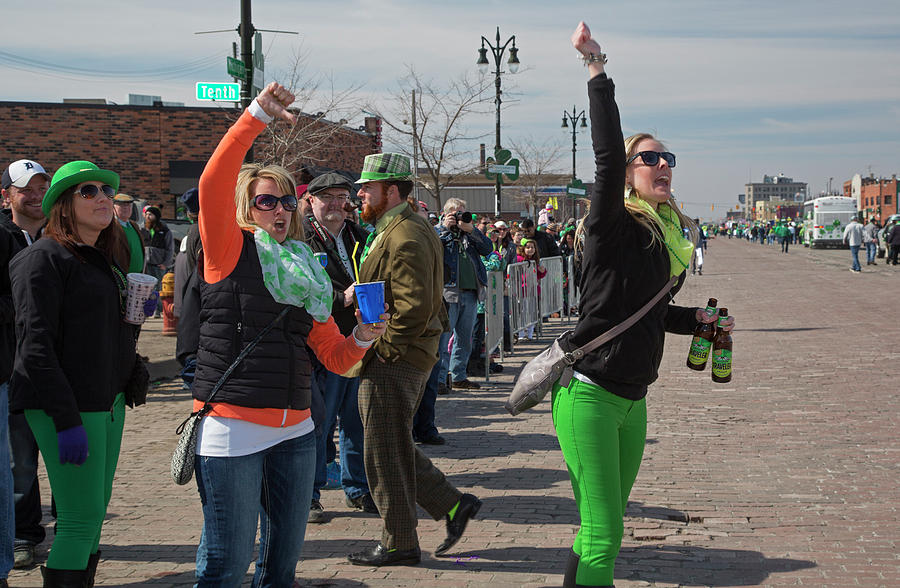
left=886, top=220, right=900, bottom=265
left=863, top=218, right=878, bottom=266
left=843, top=217, right=864, bottom=273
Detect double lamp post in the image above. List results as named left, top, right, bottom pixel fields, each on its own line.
left=561, top=106, right=587, bottom=220
left=477, top=27, right=519, bottom=216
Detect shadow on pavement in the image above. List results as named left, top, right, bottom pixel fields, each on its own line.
left=476, top=494, right=577, bottom=524
left=625, top=501, right=688, bottom=522
left=446, top=467, right=570, bottom=490
left=617, top=544, right=816, bottom=586
left=738, top=327, right=829, bottom=333
left=431, top=431, right=560, bottom=459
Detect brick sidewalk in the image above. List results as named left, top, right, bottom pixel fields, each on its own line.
left=8, top=238, right=900, bottom=587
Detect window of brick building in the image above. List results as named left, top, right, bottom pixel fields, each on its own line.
left=886, top=195, right=892, bottom=205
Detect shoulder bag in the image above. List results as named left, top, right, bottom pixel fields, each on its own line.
left=505, top=276, right=677, bottom=416
left=171, top=306, right=291, bottom=485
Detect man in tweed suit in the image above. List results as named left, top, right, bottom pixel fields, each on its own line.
left=347, top=153, right=481, bottom=567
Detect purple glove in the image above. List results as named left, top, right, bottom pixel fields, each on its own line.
left=57, top=425, right=89, bottom=465
left=143, top=291, right=159, bottom=317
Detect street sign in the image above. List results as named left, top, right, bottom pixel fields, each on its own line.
left=196, top=82, right=240, bottom=102
left=566, top=178, right=586, bottom=196
left=566, top=186, right=586, bottom=196
left=252, top=32, right=265, bottom=92
left=226, top=56, right=246, bottom=80
left=487, top=164, right=517, bottom=175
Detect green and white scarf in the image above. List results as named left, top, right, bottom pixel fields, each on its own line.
left=626, top=197, right=694, bottom=277
left=254, top=228, right=333, bottom=322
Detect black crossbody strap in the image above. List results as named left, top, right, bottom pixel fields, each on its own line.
left=201, top=305, right=292, bottom=411
left=564, top=276, right=677, bottom=364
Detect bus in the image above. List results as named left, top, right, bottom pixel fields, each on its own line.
left=801, top=196, right=857, bottom=249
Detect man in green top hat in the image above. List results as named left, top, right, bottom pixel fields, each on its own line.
left=348, top=152, right=481, bottom=567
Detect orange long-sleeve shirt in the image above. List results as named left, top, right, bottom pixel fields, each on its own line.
left=195, top=107, right=368, bottom=426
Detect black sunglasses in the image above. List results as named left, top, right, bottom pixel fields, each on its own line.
left=75, top=184, right=116, bottom=199
left=626, top=151, right=676, bottom=168
left=253, top=194, right=298, bottom=212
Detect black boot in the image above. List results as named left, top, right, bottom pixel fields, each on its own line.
left=85, top=551, right=101, bottom=588
left=562, top=550, right=615, bottom=587
left=41, top=565, right=89, bottom=587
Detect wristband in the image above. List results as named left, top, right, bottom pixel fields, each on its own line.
left=581, top=52, right=608, bottom=66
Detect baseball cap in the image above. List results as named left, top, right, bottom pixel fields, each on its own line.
left=113, top=193, right=135, bottom=203
left=493, top=220, right=508, bottom=229
left=2, top=159, right=51, bottom=190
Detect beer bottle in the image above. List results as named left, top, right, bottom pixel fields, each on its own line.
left=686, top=298, right=717, bottom=370
left=711, top=308, right=733, bottom=383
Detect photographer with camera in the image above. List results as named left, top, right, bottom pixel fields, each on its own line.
left=437, top=198, right=493, bottom=390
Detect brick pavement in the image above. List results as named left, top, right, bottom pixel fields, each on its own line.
left=8, top=237, right=900, bottom=587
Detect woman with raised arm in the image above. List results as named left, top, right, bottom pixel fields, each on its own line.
left=192, top=82, right=387, bottom=587
left=553, top=23, right=735, bottom=587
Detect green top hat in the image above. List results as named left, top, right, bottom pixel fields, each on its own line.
left=356, top=153, right=412, bottom=184
left=42, top=160, right=120, bottom=217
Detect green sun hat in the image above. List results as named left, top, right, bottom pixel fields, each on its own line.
left=356, top=152, right=412, bottom=184
left=42, top=160, right=120, bottom=217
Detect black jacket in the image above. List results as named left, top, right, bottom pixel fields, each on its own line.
left=559, top=75, right=698, bottom=401
left=302, top=216, right=368, bottom=336
left=530, top=229, right=560, bottom=259
left=193, top=232, right=314, bottom=411
left=9, top=239, right=137, bottom=431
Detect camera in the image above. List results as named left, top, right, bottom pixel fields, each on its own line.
left=452, top=211, right=473, bottom=224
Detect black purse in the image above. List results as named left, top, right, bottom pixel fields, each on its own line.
left=171, top=307, right=291, bottom=485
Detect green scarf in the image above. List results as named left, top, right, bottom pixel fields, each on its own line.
left=254, top=228, right=333, bottom=322
left=626, top=197, right=694, bottom=277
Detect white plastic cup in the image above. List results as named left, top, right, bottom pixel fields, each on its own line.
left=124, top=273, right=158, bottom=325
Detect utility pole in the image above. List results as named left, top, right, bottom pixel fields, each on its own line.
left=240, top=0, right=255, bottom=162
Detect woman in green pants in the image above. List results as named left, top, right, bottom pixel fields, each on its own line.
left=9, top=161, right=138, bottom=587
left=556, top=23, right=734, bottom=587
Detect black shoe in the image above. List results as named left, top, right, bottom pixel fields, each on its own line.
left=489, top=361, right=503, bottom=373
left=345, top=493, right=379, bottom=514
left=14, top=543, right=34, bottom=569
left=86, top=551, right=101, bottom=588
left=437, top=383, right=450, bottom=395
left=452, top=379, right=481, bottom=390
left=434, top=493, right=482, bottom=556
left=41, top=565, right=90, bottom=587
left=419, top=434, right=446, bottom=445
left=348, top=543, right=421, bottom=566
left=563, top=549, right=580, bottom=588
left=308, top=499, right=326, bottom=524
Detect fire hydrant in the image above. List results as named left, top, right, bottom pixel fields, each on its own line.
left=160, top=271, right=177, bottom=336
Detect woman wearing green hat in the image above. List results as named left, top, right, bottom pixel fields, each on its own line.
left=8, top=160, right=138, bottom=586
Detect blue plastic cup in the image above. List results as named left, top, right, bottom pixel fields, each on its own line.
left=355, top=281, right=385, bottom=324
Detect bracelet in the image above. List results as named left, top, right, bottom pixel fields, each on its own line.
left=581, top=52, right=608, bottom=66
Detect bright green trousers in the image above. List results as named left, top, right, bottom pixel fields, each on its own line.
left=552, top=377, right=646, bottom=586
left=25, top=393, right=126, bottom=570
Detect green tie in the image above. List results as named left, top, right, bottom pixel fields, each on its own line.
left=359, top=231, right=376, bottom=266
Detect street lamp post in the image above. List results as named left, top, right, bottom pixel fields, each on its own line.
left=561, top=105, right=587, bottom=219
left=477, top=27, right=520, bottom=217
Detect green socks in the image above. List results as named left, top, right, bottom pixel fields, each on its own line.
left=447, top=500, right=460, bottom=521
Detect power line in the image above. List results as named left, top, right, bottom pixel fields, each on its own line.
left=0, top=49, right=220, bottom=82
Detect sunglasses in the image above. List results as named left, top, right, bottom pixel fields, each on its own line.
left=253, top=194, right=298, bottom=212
left=626, top=151, right=676, bottom=168
left=76, top=184, right=116, bottom=199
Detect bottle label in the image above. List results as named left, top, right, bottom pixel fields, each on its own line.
left=705, top=305, right=716, bottom=315
left=712, top=348, right=732, bottom=378
left=688, top=336, right=713, bottom=365
left=717, top=315, right=728, bottom=327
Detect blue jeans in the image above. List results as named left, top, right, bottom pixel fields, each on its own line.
left=866, top=241, right=877, bottom=263
left=439, top=290, right=479, bottom=383
left=1, top=383, right=13, bottom=579
left=313, top=372, right=368, bottom=501
left=413, top=349, right=444, bottom=441
left=850, top=245, right=861, bottom=271
left=9, top=411, right=44, bottom=546
left=194, top=432, right=316, bottom=588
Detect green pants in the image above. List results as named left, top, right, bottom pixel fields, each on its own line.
left=552, top=377, right=646, bottom=586
left=25, top=394, right=126, bottom=570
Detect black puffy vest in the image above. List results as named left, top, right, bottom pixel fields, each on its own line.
left=193, top=232, right=314, bottom=410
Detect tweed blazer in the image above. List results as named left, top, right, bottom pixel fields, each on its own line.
left=356, top=204, right=446, bottom=373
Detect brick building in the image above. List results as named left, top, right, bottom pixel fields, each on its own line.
left=0, top=101, right=379, bottom=217
left=844, top=173, right=898, bottom=222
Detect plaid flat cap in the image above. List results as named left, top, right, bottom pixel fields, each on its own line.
left=356, top=152, right=412, bottom=183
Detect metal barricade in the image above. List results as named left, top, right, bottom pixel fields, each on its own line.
left=507, top=261, right=540, bottom=336
left=539, top=256, right=564, bottom=319
left=482, top=270, right=504, bottom=382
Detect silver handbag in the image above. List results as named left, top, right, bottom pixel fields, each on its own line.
left=505, top=276, right=677, bottom=416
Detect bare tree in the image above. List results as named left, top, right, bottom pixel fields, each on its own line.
left=372, top=66, right=493, bottom=209
left=508, top=136, right=566, bottom=219
left=252, top=47, right=364, bottom=171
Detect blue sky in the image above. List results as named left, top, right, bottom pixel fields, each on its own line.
left=3, top=0, right=899, bottom=220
